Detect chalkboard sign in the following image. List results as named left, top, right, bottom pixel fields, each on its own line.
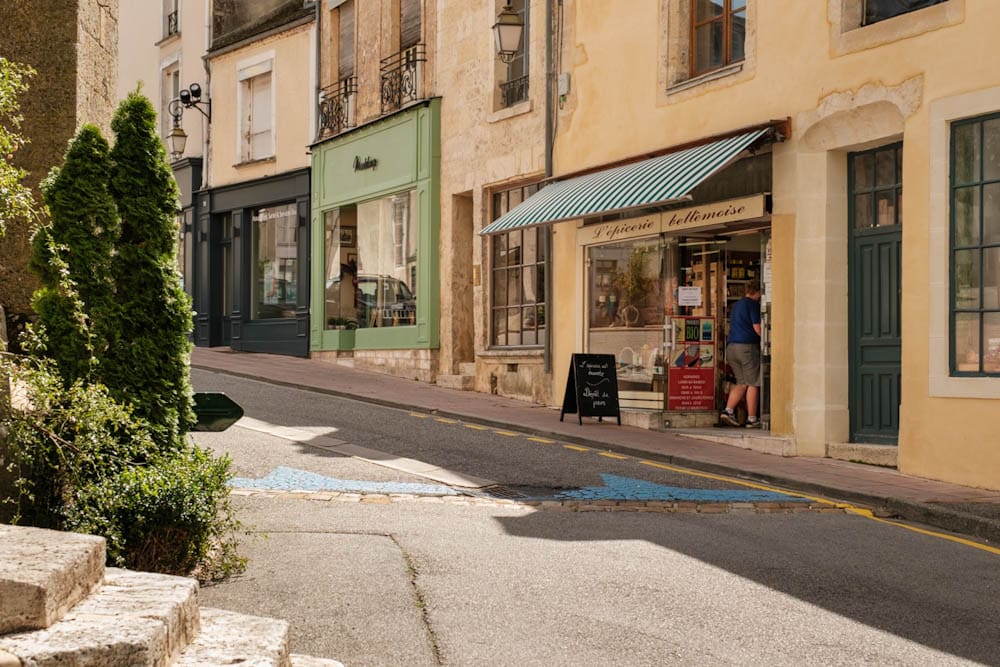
left=559, top=354, right=622, bottom=425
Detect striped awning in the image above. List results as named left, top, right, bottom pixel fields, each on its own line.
left=480, top=128, right=771, bottom=235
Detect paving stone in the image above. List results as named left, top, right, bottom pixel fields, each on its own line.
left=175, top=607, right=290, bottom=667
left=289, top=654, right=345, bottom=667
left=0, top=568, right=199, bottom=667
left=0, top=649, right=19, bottom=667
left=0, top=525, right=105, bottom=634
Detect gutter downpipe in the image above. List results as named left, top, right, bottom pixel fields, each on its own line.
left=543, top=0, right=556, bottom=374
left=314, top=0, right=322, bottom=141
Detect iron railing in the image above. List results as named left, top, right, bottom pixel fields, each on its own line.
left=500, top=75, right=529, bottom=108
left=317, top=76, right=357, bottom=139
left=166, top=10, right=179, bottom=36
left=380, top=44, right=426, bottom=115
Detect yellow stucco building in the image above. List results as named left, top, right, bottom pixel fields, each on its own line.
left=470, top=0, right=999, bottom=491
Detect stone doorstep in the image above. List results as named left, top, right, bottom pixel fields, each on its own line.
left=678, top=430, right=798, bottom=457
left=175, top=607, right=290, bottom=667
left=435, top=373, right=475, bottom=391
left=827, top=442, right=898, bottom=468
left=0, top=568, right=200, bottom=667
left=0, top=525, right=106, bottom=634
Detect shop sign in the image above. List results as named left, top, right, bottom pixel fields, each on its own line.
left=578, top=215, right=659, bottom=245
left=661, top=195, right=766, bottom=233
left=353, top=156, right=378, bottom=171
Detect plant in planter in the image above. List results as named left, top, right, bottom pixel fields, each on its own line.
left=612, top=248, right=652, bottom=327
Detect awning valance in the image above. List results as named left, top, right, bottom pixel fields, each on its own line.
left=480, top=128, right=771, bottom=235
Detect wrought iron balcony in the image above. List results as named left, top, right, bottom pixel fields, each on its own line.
left=318, top=77, right=357, bottom=140
left=380, top=44, right=426, bottom=115
left=500, top=75, right=529, bottom=108
left=166, top=10, right=179, bottom=36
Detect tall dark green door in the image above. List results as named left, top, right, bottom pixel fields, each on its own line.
left=849, top=144, right=902, bottom=444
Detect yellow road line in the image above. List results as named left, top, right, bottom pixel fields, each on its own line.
left=434, top=417, right=459, bottom=424
left=564, top=444, right=591, bottom=452
left=463, top=424, right=490, bottom=431
left=528, top=437, right=556, bottom=444
left=409, top=413, right=429, bottom=419
left=494, top=430, right=520, bottom=437
left=641, top=460, right=1000, bottom=556
left=600, top=452, right=629, bottom=460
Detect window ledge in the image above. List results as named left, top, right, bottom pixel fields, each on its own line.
left=155, top=32, right=181, bottom=47
left=480, top=347, right=545, bottom=358
left=667, top=62, right=744, bottom=96
left=234, top=156, right=277, bottom=168
left=488, top=98, right=533, bottom=124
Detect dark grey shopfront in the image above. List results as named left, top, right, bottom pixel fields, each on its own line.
left=190, top=169, right=311, bottom=357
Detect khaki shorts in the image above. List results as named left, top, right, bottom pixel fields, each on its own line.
left=726, top=342, right=761, bottom=386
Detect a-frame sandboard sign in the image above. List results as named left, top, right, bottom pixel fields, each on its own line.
left=559, top=353, right=622, bottom=426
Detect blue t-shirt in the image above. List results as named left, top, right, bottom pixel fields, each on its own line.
left=728, top=296, right=761, bottom=345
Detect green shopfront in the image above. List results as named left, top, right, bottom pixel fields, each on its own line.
left=310, top=100, right=441, bottom=379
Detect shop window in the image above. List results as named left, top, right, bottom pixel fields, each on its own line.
left=690, top=0, right=746, bottom=78
left=324, top=191, right=418, bottom=330
left=490, top=183, right=545, bottom=347
left=950, top=112, right=1000, bottom=376
left=862, top=0, right=947, bottom=25
left=238, top=58, right=274, bottom=162
left=499, top=0, right=529, bottom=108
left=252, top=203, right=298, bottom=320
left=161, top=60, right=180, bottom=139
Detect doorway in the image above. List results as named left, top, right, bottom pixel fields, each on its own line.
left=848, top=143, right=902, bottom=444
left=213, top=212, right=234, bottom=347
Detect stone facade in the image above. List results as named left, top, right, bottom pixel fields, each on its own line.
left=0, top=0, right=118, bottom=327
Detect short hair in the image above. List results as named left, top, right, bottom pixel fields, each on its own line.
left=745, top=279, right=761, bottom=296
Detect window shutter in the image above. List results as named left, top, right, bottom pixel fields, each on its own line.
left=249, top=74, right=272, bottom=159
left=338, top=0, right=355, bottom=80
left=400, top=0, right=421, bottom=49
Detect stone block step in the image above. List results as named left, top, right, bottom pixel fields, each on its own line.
left=0, top=568, right=199, bottom=666
left=290, top=654, right=345, bottom=667
left=0, top=525, right=105, bottom=634
left=458, top=362, right=477, bottom=377
left=175, top=607, right=290, bottom=667
left=436, top=373, right=474, bottom=391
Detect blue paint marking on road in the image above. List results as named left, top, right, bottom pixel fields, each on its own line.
left=230, top=466, right=461, bottom=496
left=551, top=474, right=806, bottom=503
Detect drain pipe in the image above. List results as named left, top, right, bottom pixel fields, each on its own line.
left=543, top=0, right=557, bottom=374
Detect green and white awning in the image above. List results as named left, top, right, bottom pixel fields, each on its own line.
left=480, top=128, right=771, bottom=235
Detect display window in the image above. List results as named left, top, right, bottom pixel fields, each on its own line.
left=252, top=202, right=299, bottom=320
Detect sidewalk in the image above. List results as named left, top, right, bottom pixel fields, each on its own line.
left=191, top=347, right=1000, bottom=545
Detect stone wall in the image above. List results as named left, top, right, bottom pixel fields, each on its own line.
left=0, top=0, right=118, bottom=327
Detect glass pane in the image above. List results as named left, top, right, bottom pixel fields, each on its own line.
left=985, top=183, right=1000, bottom=245
left=493, top=308, right=506, bottom=346
left=984, top=312, right=1000, bottom=373
left=984, top=247, right=1000, bottom=310
left=253, top=203, right=298, bottom=320
left=493, top=268, right=508, bottom=307
left=855, top=193, right=873, bottom=229
left=853, top=153, right=874, bottom=191
left=522, top=307, right=537, bottom=345
left=954, top=312, right=980, bottom=372
left=695, top=0, right=724, bottom=22
left=492, top=234, right=507, bottom=268
left=875, top=191, right=898, bottom=227
left=954, top=186, right=981, bottom=246
left=506, top=307, right=522, bottom=345
left=509, top=188, right=523, bottom=210
left=953, top=122, right=981, bottom=185
left=954, top=249, right=981, bottom=309
left=523, top=228, right=537, bottom=265
left=731, top=0, right=746, bottom=9
left=730, top=10, right=746, bottom=63
left=984, top=118, right=1000, bottom=182
left=876, top=149, right=896, bottom=187
left=537, top=262, right=545, bottom=303
left=522, top=266, right=537, bottom=304
left=508, top=230, right=523, bottom=266
left=536, top=303, right=546, bottom=329
left=508, top=267, right=522, bottom=306
left=693, top=22, right=724, bottom=75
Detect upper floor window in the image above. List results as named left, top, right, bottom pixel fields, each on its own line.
left=690, top=0, right=746, bottom=77
left=400, top=0, right=421, bottom=49
left=238, top=59, right=274, bottom=162
left=163, top=0, right=179, bottom=38
left=950, top=112, right=1000, bottom=376
left=380, top=0, right=425, bottom=114
left=863, top=0, right=947, bottom=25
left=338, top=0, right=355, bottom=82
left=500, top=0, right=529, bottom=108
left=161, top=61, right=180, bottom=139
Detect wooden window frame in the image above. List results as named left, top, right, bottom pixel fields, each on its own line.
left=689, top=0, right=746, bottom=78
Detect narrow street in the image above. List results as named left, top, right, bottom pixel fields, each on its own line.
left=192, top=369, right=1000, bottom=666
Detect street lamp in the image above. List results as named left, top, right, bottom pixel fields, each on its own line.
left=492, top=2, right=524, bottom=64
left=167, top=82, right=212, bottom=160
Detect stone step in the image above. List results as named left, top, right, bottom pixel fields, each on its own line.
left=175, top=607, right=290, bottom=667
left=290, top=654, right=345, bottom=667
left=458, top=362, right=477, bottom=377
left=436, top=373, right=474, bottom=391
left=0, top=568, right=200, bottom=666
left=0, top=525, right=106, bottom=634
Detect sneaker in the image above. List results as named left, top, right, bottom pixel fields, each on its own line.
left=745, top=419, right=761, bottom=429
left=719, top=411, right=740, bottom=427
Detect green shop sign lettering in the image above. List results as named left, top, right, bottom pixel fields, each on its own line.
left=353, top=155, right=378, bottom=171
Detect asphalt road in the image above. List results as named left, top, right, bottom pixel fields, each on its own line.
left=191, top=369, right=1000, bottom=666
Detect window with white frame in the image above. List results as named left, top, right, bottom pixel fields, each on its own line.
left=163, top=0, right=179, bottom=38
left=239, top=59, right=274, bottom=162
left=161, top=61, right=180, bottom=139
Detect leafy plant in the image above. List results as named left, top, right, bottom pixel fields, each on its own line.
left=0, top=58, right=36, bottom=237
left=613, top=247, right=653, bottom=309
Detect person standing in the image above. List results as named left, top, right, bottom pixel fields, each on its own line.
left=720, top=279, right=763, bottom=428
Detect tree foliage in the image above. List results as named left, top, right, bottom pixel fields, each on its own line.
left=0, top=57, right=36, bottom=236
left=105, top=91, right=195, bottom=446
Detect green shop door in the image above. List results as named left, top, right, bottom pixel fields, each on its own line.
left=848, top=144, right=902, bottom=444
